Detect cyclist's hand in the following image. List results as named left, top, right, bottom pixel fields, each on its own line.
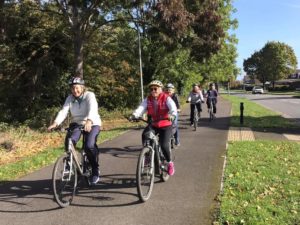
left=177, top=109, right=181, bottom=113
left=84, top=120, right=92, bottom=132
left=186, top=100, right=190, bottom=103
left=129, top=114, right=137, bottom=122
left=47, top=122, right=58, bottom=132
left=168, top=115, right=176, bottom=122
left=201, top=100, right=205, bottom=103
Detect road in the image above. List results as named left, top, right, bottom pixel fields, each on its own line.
left=0, top=98, right=231, bottom=225
left=235, top=93, right=300, bottom=123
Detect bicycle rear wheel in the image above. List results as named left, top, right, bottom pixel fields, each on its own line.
left=193, top=109, right=197, bottom=131
left=136, top=147, right=155, bottom=202
left=52, top=155, right=78, bottom=207
left=209, top=109, right=213, bottom=121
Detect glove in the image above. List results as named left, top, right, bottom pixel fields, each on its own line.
left=168, top=115, right=176, bottom=122
left=201, top=100, right=205, bottom=103
left=186, top=100, right=190, bottom=103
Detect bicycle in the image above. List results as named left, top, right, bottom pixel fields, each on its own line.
left=208, top=97, right=215, bottom=121
left=193, top=104, right=200, bottom=131
left=131, top=117, right=172, bottom=202
left=52, top=126, right=96, bottom=208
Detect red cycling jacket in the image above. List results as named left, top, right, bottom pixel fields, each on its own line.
left=147, top=93, right=172, bottom=128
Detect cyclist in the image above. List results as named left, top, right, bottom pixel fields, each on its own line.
left=131, top=80, right=177, bottom=176
left=186, top=83, right=204, bottom=126
left=48, top=77, right=102, bottom=185
left=165, top=83, right=181, bottom=146
left=206, top=83, right=218, bottom=116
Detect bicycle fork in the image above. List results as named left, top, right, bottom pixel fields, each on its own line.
left=62, top=156, right=73, bottom=182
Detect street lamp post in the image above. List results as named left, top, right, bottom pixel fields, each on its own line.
left=138, top=28, right=144, bottom=101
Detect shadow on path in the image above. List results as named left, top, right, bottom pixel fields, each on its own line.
left=0, top=173, right=140, bottom=213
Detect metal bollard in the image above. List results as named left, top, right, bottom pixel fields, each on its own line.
left=240, top=102, right=244, bottom=125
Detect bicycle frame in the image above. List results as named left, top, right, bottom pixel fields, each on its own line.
left=68, top=139, right=84, bottom=174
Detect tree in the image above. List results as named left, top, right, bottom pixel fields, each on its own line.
left=244, top=41, right=298, bottom=88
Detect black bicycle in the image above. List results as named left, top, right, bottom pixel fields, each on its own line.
left=193, top=104, right=200, bottom=131
left=131, top=118, right=172, bottom=202
left=208, top=97, right=215, bottom=121
left=52, top=126, right=96, bottom=207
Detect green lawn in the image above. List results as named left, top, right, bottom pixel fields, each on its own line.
left=218, top=141, right=300, bottom=225
left=217, top=95, right=300, bottom=224
left=222, top=94, right=296, bottom=128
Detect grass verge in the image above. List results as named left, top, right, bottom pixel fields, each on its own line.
left=222, top=94, right=296, bottom=128
left=218, top=141, right=300, bottom=225
left=0, top=126, right=139, bottom=181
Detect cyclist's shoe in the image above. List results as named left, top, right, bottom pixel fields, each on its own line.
left=91, top=175, right=100, bottom=185
left=168, top=161, right=175, bottom=176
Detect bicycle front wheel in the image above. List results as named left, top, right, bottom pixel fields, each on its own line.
left=136, top=147, right=155, bottom=202
left=52, top=155, right=78, bottom=208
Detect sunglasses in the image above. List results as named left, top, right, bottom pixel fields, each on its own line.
left=150, top=87, right=158, bottom=91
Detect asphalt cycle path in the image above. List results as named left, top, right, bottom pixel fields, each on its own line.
left=0, top=97, right=231, bottom=225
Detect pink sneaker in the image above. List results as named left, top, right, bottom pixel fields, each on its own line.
left=168, top=161, right=175, bottom=176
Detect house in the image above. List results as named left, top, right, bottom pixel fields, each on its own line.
left=288, top=69, right=300, bottom=79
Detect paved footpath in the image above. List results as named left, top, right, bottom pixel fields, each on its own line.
left=0, top=98, right=231, bottom=225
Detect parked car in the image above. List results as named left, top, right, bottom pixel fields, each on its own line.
left=252, top=86, right=264, bottom=94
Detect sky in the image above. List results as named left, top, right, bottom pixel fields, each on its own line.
left=232, top=0, right=300, bottom=80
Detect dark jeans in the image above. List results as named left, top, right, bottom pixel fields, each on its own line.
left=142, top=125, right=173, bottom=162
left=174, top=115, right=180, bottom=145
left=207, top=98, right=217, bottom=114
left=190, top=103, right=202, bottom=123
left=65, top=124, right=100, bottom=176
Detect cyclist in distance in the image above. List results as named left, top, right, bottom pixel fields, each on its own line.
left=131, top=80, right=177, bottom=176
left=165, top=83, right=181, bottom=147
left=186, top=83, right=204, bottom=126
left=48, top=77, right=102, bottom=185
left=206, top=83, right=218, bottom=117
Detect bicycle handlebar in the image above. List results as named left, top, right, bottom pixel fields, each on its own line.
left=127, top=116, right=171, bottom=124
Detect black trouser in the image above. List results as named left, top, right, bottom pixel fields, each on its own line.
left=207, top=98, right=217, bottom=114
left=190, top=102, right=202, bottom=123
left=65, top=124, right=100, bottom=176
left=142, top=125, right=172, bottom=162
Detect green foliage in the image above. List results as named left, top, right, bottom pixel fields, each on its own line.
left=0, top=1, right=71, bottom=123
left=0, top=0, right=239, bottom=127
left=244, top=41, right=298, bottom=86
left=219, top=141, right=300, bottom=225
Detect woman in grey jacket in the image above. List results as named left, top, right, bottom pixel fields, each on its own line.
left=48, top=77, right=102, bottom=184
left=186, top=84, right=204, bottom=126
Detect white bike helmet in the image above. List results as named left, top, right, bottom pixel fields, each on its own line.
left=68, top=77, right=85, bottom=86
left=166, top=83, right=175, bottom=89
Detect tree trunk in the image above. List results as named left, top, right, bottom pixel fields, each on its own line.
left=72, top=3, right=84, bottom=78
left=74, top=30, right=84, bottom=78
